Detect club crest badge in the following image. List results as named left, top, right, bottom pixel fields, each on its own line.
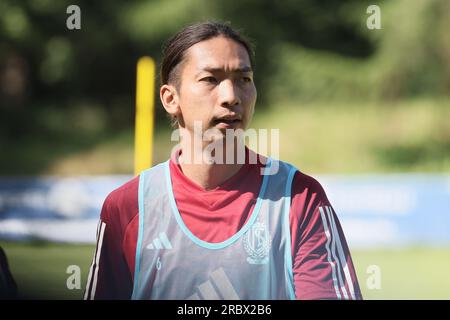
left=243, top=222, right=271, bottom=264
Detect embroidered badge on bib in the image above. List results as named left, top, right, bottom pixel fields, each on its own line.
left=243, top=222, right=271, bottom=265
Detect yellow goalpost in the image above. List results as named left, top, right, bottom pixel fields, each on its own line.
left=134, top=56, right=155, bottom=176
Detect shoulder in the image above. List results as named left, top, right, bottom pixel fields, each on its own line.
left=101, top=175, right=139, bottom=225
left=266, top=158, right=329, bottom=202
left=274, top=159, right=328, bottom=198
left=287, top=167, right=332, bottom=224
left=292, top=170, right=328, bottom=200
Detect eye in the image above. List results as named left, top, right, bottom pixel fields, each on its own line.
left=239, top=76, right=252, bottom=84
left=200, top=76, right=218, bottom=84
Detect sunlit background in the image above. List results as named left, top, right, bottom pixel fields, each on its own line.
left=1, top=0, right=450, bottom=299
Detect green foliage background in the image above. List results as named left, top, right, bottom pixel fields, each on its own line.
left=1, top=0, right=449, bottom=175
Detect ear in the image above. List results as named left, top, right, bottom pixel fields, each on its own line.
left=160, top=84, right=181, bottom=118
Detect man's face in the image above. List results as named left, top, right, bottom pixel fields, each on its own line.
left=176, top=36, right=257, bottom=134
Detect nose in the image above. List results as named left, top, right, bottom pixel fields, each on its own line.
left=218, top=79, right=240, bottom=108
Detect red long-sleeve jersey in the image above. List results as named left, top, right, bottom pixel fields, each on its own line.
left=84, top=151, right=361, bottom=300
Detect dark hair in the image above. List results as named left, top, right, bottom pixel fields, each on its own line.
left=160, top=21, right=255, bottom=88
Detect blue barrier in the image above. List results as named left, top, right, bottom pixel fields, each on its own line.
left=0, top=174, right=449, bottom=247
left=0, top=176, right=131, bottom=243
left=320, top=174, right=450, bottom=248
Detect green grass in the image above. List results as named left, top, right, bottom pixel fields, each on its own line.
left=352, top=247, right=450, bottom=299
left=250, top=98, right=450, bottom=174
left=1, top=241, right=450, bottom=299
left=0, top=241, right=93, bottom=299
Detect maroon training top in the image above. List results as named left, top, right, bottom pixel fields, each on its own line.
left=85, top=150, right=362, bottom=300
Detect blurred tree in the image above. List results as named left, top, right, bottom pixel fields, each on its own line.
left=1, top=0, right=449, bottom=175
left=0, top=0, right=376, bottom=137
left=211, top=0, right=375, bottom=104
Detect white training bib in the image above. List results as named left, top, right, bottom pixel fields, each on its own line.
left=132, top=158, right=297, bottom=300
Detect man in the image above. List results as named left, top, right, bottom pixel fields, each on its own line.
left=84, top=21, right=362, bottom=300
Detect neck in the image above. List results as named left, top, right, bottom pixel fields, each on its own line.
left=177, top=129, right=245, bottom=190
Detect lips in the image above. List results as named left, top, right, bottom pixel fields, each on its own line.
left=213, top=114, right=242, bottom=124
left=213, top=118, right=241, bottom=125
left=212, top=115, right=242, bottom=128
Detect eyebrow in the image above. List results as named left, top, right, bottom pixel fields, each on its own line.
left=195, top=66, right=253, bottom=77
